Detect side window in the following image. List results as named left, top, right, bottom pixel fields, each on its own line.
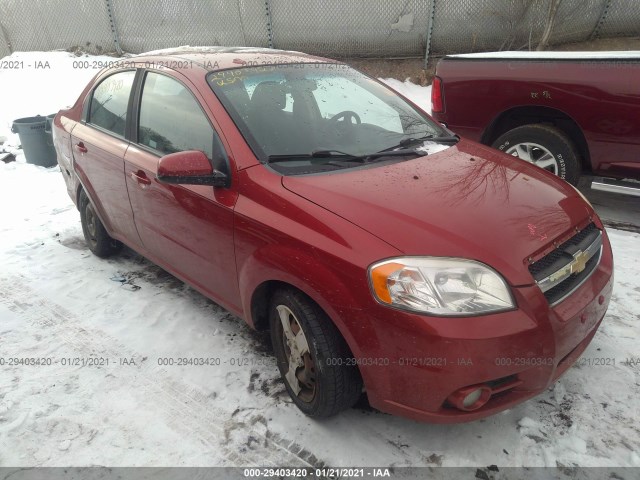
left=89, top=70, right=136, bottom=137
left=138, top=72, right=222, bottom=164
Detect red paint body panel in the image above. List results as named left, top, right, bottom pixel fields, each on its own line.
left=71, top=122, right=142, bottom=244
left=51, top=50, right=614, bottom=423
left=432, top=56, right=640, bottom=179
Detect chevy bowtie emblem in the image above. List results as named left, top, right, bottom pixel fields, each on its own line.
left=571, top=250, right=589, bottom=274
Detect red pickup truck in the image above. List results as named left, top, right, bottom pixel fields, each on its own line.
left=431, top=51, right=640, bottom=193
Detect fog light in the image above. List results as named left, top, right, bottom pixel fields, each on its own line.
left=462, top=389, right=482, bottom=408
left=447, top=385, right=492, bottom=411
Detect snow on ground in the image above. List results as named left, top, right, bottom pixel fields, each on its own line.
left=381, top=78, right=432, bottom=115
left=1, top=51, right=639, bottom=469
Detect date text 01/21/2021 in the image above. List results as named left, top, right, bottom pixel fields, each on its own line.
left=243, top=467, right=392, bottom=477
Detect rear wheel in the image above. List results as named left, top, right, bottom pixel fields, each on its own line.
left=79, top=190, right=122, bottom=258
left=269, top=289, right=362, bottom=417
left=491, top=124, right=581, bottom=185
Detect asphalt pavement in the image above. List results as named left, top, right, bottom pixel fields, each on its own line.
left=579, top=176, right=640, bottom=233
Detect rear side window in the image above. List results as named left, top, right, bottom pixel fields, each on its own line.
left=89, top=70, right=136, bottom=137
left=138, top=72, right=217, bottom=161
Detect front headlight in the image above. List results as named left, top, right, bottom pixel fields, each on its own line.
left=368, top=257, right=515, bottom=316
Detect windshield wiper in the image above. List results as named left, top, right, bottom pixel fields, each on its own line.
left=268, top=148, right=423, bottom=164
left=386, top=134, right=459, bottom=151
left=266, top=134, right=459, bottom=164
left=267, top=150, right=360, bottom=163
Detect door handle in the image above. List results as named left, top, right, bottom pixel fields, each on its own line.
left=130, top=170, right=152, bottom=187
left=75, top=142, right=88, bottom=153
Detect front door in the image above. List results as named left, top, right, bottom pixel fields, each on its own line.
left=124, top=70, right=240, bottom=312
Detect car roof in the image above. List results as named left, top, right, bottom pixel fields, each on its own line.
left=131, top=46, right=339, bottom=73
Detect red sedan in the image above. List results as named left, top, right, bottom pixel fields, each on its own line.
left=52, top=48, right=613, bottom=423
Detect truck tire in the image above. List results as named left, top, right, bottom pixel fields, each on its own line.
left=79, top=190, right=122, bottom=258
left=491, top=124, right=581, bottom=185
left=270, top=288, right=362, bottom=418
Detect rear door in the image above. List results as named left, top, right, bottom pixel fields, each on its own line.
left=124, top=70, right=240, bottom=311
left=71, top=69, right=142, bottom=246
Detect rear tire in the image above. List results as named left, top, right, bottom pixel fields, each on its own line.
left=79, top=190, right=122, bottom=258
left=269, top=289, right=362, bottom=418
left=491, top=124, right=581, bottom=185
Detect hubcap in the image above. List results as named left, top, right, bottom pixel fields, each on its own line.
left=505, top=142, right=558, bottom=175
left=276, top=305, right=316, bottom=402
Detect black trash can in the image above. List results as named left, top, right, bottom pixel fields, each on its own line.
left=11, top=115, right=58, bottom=167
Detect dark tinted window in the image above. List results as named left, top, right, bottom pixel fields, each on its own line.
left=89, top=70, right=135, bottom=137
left=138, top=72, right=216, bottom=160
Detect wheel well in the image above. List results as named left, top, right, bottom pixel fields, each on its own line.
left=481, top=106, right=591, bottom=171
left=76, top=184, right=85, bottom=209
left=250, top=281, right=343, bottom=337
left=251, top=280, right=299, bottom=331
left=250, top=279, right=363, bottom=382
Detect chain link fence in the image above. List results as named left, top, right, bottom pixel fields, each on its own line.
left=0, top=0, right=638, bottom=61
left=267, top=0, right=431, bottom=57
left=109, top=0, right=270, bottom=54
left=0, top=0, right=114, bottom=57
left=430, top=0, right=610, bottom=54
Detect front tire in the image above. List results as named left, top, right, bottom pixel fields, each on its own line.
left=269, top=289, right=362, bottom=418
left=491, top=124, right=581, bottom=185
left=79, top=190, right=122, bottom=258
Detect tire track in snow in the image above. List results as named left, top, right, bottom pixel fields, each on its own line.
left=0, top=274, right=326, bottom=468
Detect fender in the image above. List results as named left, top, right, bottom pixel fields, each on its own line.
left=239, top=242, right=369, bottom=354
left=237, top=241, right=390, bottom=392
left=233, top=167, right=399, bottom=353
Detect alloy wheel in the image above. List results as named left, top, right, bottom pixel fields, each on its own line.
left=85, top=203, right=98, bottom=248
left=505, top=142, right=558, bottom=175
left=276, top=304, right=316, bottom=403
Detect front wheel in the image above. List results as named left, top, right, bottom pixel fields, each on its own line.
left=269, top=289, right=362, bottom=418
left=491, top=124, right=581, bottom=185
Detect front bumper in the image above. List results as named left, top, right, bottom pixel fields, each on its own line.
left=354, top=232, right=614, bottom=423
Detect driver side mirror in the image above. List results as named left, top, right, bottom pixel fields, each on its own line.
left=157, top=150, right=229, bottom=188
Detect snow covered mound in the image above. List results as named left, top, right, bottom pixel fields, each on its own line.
left=449, top=51, right=640, bottom=60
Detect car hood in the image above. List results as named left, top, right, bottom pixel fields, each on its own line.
left=281, top=140, right=594, bottom=286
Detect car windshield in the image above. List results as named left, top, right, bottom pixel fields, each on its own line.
left=207, top=63, right=451, bottom=174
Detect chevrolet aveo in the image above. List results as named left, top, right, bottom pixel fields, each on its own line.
left=52, top=47, right=613, bottom=423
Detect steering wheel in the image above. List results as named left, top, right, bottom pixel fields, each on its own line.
left=330, top=110, right=361, bottom=126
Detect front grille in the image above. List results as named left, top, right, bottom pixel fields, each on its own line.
left=541, top=252, right=600, bottom=304
left=528, top=223, right=602, bottom=305
left=528, top=223, right=598, bottom=278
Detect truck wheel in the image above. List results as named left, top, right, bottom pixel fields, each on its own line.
left=79, top=190, right=122, bottom=258
left=491, top=124, right=581, bottom=185
left=269, top=289, right=362, bottom=418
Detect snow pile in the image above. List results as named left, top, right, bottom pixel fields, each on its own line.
left=450, top=51, right=640, bottom=60
left=381, top=78, right=433, bottom=115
